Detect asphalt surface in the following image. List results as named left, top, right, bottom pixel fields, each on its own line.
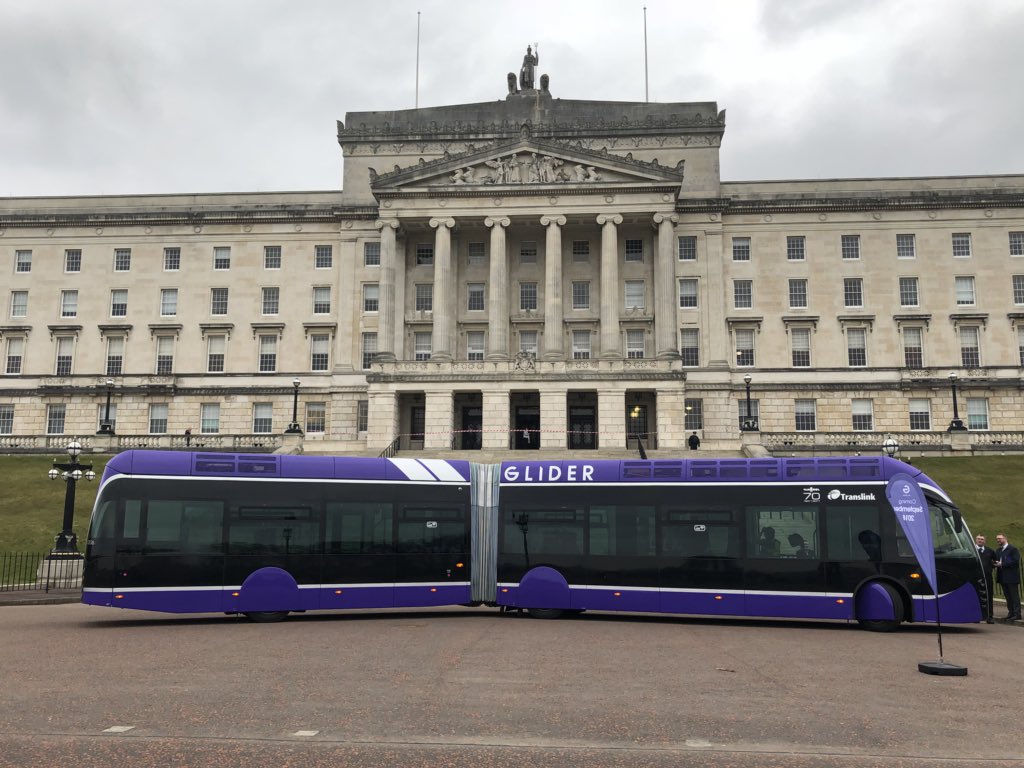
left=1, top=599, right=1022, bottom=768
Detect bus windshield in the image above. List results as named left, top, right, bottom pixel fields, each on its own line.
left=896, top=496, right=973, bottom=559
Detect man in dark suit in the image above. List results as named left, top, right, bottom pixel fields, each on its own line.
left=994, top=533, right=1021, bottom=621
left=975, top=534, right=997, bottom=623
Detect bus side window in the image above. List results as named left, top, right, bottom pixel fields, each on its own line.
left=116, top=499, right=143, bottom=554
left=325, top=502, right=393, bottom=554
left=747, top=506, right=818, bottom=559
left=825, top=505, right=881, bottom=561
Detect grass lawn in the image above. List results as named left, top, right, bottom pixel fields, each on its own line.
left=0, top=453, right=1021, bottom=553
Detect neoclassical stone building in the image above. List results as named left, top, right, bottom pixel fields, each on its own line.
left=2, top=50, right=1024, bottom=454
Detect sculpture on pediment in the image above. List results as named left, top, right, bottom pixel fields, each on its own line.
left=540, top=74, right=550, bottom=94
left=519, top=44, right=539, bottom=90
left=507, top=72, right=518, bottom=95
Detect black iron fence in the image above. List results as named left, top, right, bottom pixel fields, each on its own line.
left=0, top=552, right=83, bottom=592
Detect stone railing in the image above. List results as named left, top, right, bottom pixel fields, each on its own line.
left=373, top=357, right=686, bottom=380
left=0, top=433, right=285, bottom=454
left=763, top=430, right=1024, bottom=456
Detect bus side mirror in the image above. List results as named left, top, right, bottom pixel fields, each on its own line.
left=953, top=509, right=963, bottom=534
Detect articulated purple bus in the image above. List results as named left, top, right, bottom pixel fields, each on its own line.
left=82, top=451, right=987, bottom=630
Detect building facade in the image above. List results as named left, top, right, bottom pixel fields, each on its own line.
left=2, top=52, right=1024, bottom=454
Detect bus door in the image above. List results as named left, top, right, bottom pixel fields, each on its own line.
left=822, top=502, right=886, bottom=616
left=584, top=504, right=660, bottom=612
left=744, top=503, right=825, bottom=618
left=394, top=503, right=471, bottom=607
left=659, top=508, right=743, bottom=616
left=322, top=500, right=396, bottom=610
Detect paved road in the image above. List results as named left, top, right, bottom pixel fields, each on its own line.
left=2, top=604, right=1021, bottom=768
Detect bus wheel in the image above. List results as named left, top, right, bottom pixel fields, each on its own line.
left=857, top=583, right=904, bottom=632
left=527, top=608, right=564, bottom=619
left=244, top=611, right=289, bottom=623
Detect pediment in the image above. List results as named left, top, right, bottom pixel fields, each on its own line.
left=368, top=137, right=685, bottom=191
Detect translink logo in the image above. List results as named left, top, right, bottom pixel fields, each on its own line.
left=827, top=489, right=877, bottom=501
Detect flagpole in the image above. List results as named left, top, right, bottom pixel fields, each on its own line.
left=643, top=6, right=649, bottom=103
left=415, top=11, right=421, bottom=109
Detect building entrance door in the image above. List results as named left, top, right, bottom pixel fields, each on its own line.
left=513, top=406, right=540, bottom=450
left=461, top=406, right=482, bottom=450
left=409, top=406, right=425, bottom=450
left=627, top=404, right=649, bottom=448
left=568, top=406, right=597, bottom=449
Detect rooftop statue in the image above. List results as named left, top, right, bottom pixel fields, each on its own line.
left=519, top=44, right=538, bottom=90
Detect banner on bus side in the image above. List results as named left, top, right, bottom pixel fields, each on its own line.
left=885, top=473, right=937, bottom=592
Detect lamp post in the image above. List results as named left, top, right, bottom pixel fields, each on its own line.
left=882, top=435, right=900, bottom=459
left=947, top=371, right=967, bottom=431
left=96, top=378, right=115, bottom=435
left=741, top=373, right=758, bottom=431
left=285, top=377, right=303, bottom=434
left=48, top=440, right=96, bottom=553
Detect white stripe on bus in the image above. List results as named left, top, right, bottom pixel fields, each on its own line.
left=418, top=459, right=467, bottom=483
left=388, top=458, right=437, bottom=481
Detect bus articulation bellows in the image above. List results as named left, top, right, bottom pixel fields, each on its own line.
left=82, top=451, right=987, bottom=630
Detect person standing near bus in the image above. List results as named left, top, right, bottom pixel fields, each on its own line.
left=994, top=533, right=1021, bottom=621
left=976, top=534, right=997, bottom=623
left=688, top=432, right=700, bottom=450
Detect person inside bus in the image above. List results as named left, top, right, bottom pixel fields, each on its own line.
left=758, top=527, right=781, bottom=557
left=858, top=529, right=882, bottom=561
left=788, top=532, right=812, bottom=558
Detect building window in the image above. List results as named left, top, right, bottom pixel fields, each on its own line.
left=959, top=325, right=981, bottom=366
left=164, top=247, right=181, bottom=271
left=105, top=336, right=124, bottom=376
left=909, top=399, right=931, bottom=431
left=10, top=291, right=28, bottom=318
left=519, top=241, right=538, bottom=264
left=624, top=239, right=644, bottom=262
left=467, top=283, right=485, bottom=311
left=114, top=248, right=132, bottom=272
left=955, top=276, right=976, bottom=306
left=364, top=284, right=380, bottom=313
left=262, top=287, right=280, bottom=316
left=733, top=280, right=752, bottom=309
left=258, top=335, right=277, bottom=372
left=60, top=290, right=78, bottom=318
left=149, top=404, right=168, bottom=434
left=843, top=278, right=863, bottom=308
left=264, top=246, right=282, bottom=269
left=310, top=334, right=330, bottom=371
left=416, top=244, right=434, bottom=266
left=572, top=329, right=591, bottom=359
left=791, top=327, right=811, bottom=368
left=684, top=398, right=703, bottom=430
left=47, top=404, right=66, bottom=435
left=903, top=327, right=924, bottom=369
left=1010, top=232, right=1024, bottom=257
left=99, top=406, right=119, bottom=437
left=788, top=279, right=807, bottom=308
left=735, top=328, right=754, bottom=367
left=841, top=235, right=860, bottom=260
left=357, top=400, right=369, bottom=433
left=732, top=237, right=751, bottom=261
left=109, top=289, right=127, bottom=318
left=852, top=399, right=874, bottom=431
left=306, top=402, right=326, bottom=433
left=677, top=236, right=697, bottom=261
left=361, top=332, right=377, bottom=370
left=899, top=277, right=919, bottom=308
left=467, top=331, right=485, bottom=361
left=414, top=283, right=432, bottom=312
left=624, top=280, right=645, bottom=310
left=678, top=278, right=698, bottom=308
left=213, top=247, right=231, bottom=270
left=155, top=335, right=174, bottom=375
left=1013, top=275, right=1024, bottom=305
left=896, top=234, right=916, bottom=259
left=520, top=282, right=538, bottom=311
left=966, top=398, right=989, bottom=430
left=414, top=332, right=432, bottom=361
left=573, top=240, right=592, bottom=263
left=252, top=403, right=273, bottom=434
left=364, top=242, right=381, bottom=266
left=738, top=399, right=759, bottom=431
left=626, top=329, right=645, bottom=359
left=566, top=281, right=588, bottom=311
left=0, top=405, right=14, bottom=434
left=847, top=328, right=867, bottom=367
left=952, top=233, right=972, bottom=258
left=313, top=286, right=331, bottom=314
left=207, top=334, right=226, bottom=373
left=680, top=328, right=699, bottom=366
left=467, top=242, right=486, bottom=266
left=519, top=330, right=538, bottom=355
left=795, top=399, right=817, bottom=431
left=210, top=287, right=229, bottom=316
left=15, top=251, right=32, bottom=273
left=160, top=288, right=178, bottom=317
left=786, top=236, right=805, bottom=261
left=5, top=337, right=24, bottom=375
left=54, top=336, right=74, bottom=375
left=201, top=403, right=220, bottom=434
left=64, top=249, right=81, bottom=273
left=315, top=245, right=333, bottom=268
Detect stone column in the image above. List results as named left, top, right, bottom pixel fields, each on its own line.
left=539, top=390, right=567, bottom=449
left=482, top=389, right=511, bottom=450
left=429, top=217, right=456, bottom=361
left=703, top=226, right=729, bottom=368
left=598, top=388, right=627, bottom=449
left=485, top=216, right=511, bottom=360
left=424, top=390, right=454, bottom=450
left=598, top=213, right=623, bottom=358
left=366, top=390, right=399, bottom=452
left=541, top=214, right=567, bottom=360
left=374, top=219, right=400, bottom=360
left=654, top=213, right=680, bottom=359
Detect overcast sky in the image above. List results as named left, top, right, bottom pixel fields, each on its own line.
left=2, top=0, right=1023, bottom=197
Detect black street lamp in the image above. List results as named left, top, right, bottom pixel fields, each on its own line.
left=741, top=373, right=758, bottom=431
left=947, top=371, right=967, bottom=432
left=48, top=440, right=96, bottom=553
left=96, top=378, right=115, bottom=435
left=285, top=377, right=303, bottom=434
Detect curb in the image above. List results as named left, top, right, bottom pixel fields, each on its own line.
left=0, top=591, right=82, bottom=607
